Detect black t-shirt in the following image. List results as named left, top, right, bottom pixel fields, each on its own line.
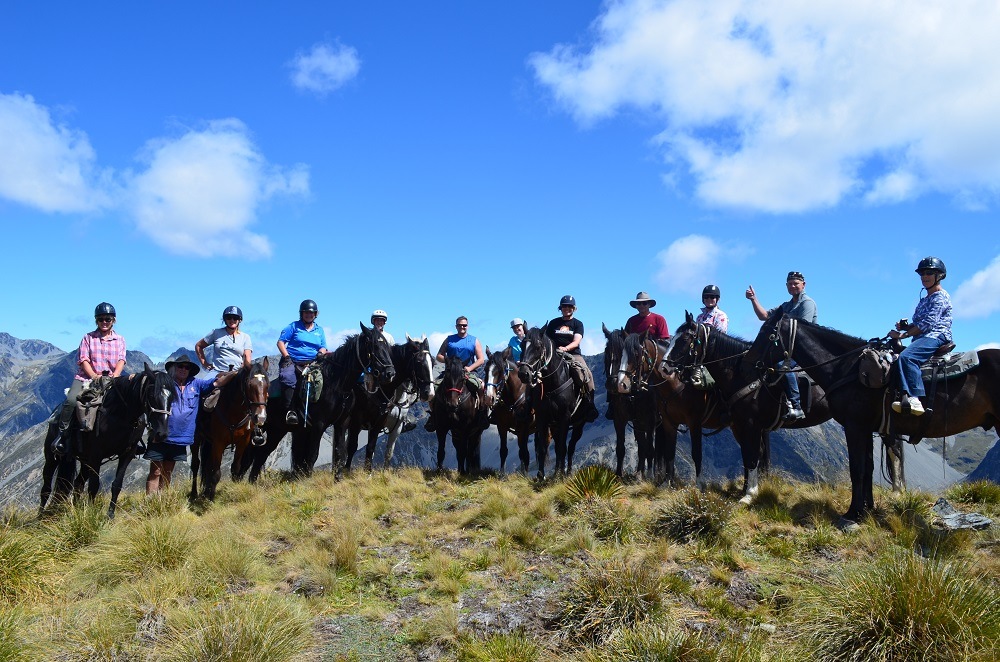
left=545, top=317, right=584, bottom=355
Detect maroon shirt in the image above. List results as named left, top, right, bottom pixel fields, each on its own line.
left=624, top=312, right=669, bottom=339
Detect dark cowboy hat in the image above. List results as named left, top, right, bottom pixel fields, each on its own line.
left=165, top=354, right=200, bottom=377
left=629, top=291, right=657, bottom=308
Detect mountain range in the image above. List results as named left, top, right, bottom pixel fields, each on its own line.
left=1, top=331, right=995, bottom=509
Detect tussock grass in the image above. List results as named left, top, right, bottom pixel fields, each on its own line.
left=158, top=594, right=312, bottom=662
left=792, top=551, right=1000, bottom=661
left=0, top=530, right=45, bottom=605
left=569, top=497, right=646, bottom=544
left=43, top=500, right=108, bottom=552
left=72, top=516, right=195, bottom=589
left=947, top=479, right=1000, bottom=506
left=188, top=530, right=268, bottom=593
left=0, top=608, right=31, bottom=662
left=406, top=603, right=459, bottom=648
left=561, top=465, right=625, bottom=504
left=422, top=550, right=466, bottom=598
left=559, top=558, right=669, bottom=644
left=457, top=631, right=539, bottom=662
left=653, top=489, right=734, bottom=544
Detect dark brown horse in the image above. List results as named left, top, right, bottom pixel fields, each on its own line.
left=603, top=326, right=660, bottom=481
left=744, top=309, right=997, bottom=521
left=189, top=358, right=269, bottom=501
left=430, top=355, right=486, bottom=474
left=485, top=346, right=535, bottom=473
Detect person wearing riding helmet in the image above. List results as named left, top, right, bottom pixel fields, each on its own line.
left=371, top=309, right=394, bottom=345
left=195, top=306, right=253, bottom=373
left=508, top=318, right=526, bottom=361
left=889, top=257, right=953, bottom=416
left=746, top=271, right=817, bottom=421
left=52, top=302, right=127, bottom=454
left=424, top=315, right=486, bottom=432
left=277, top=299, right=328, bottom=425
left=145, top=355, right=234, bottom=493
left=695, top=285, right=729, bottom=332
left=545, top=295, right=600, bottom=423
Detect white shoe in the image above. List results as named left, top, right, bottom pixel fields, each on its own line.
left=891, top=396, right=924, bottom=416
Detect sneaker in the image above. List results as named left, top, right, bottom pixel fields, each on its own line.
left=401, top=419, right=417, bottom=433
left=285, top=410, right=299, bottom=425
left=782, top=407, right=805, bottom=422
left=892, top=396, right=925, bottom=416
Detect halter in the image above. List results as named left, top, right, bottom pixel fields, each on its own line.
left=357, top=330, right=395, bottom=394
left=217, top=369, right=269, bottom=446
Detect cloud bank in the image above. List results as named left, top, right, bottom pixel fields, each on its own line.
left=953, top=255, right=1000, bottom=319
left=655, top=234, right=752, bottom=295
left=289, top=43, right=361, bottom=96
left=531, top=0, right=1000, bottom=212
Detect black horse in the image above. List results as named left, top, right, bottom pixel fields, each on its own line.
left=603, top=326, right=660, bottom=481
left=247, top=323, right=395, bottom=481
left=39, top=365, right=174, bottom=518
left=745, top=309, right=998, bottom=521
left=518, top=327, right=592, bottom=479
left=346, top=335, right=435, bottom=471
left=429, top=355, right=485, bottom=474
left=485, top=346, right=535, bottom=473
left=189, top=359, right=269, bottom=501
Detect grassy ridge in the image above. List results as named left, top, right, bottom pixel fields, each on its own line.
left=2, top=468, right=999, bottom=661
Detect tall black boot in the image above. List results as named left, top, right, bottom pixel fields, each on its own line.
left=283, top=387, right=299, bottom=425
left=583, top=392, right=600, bottom=423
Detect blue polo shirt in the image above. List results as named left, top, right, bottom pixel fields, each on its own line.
left=278, top=321, right=327, bottom=363
left=167, top=374, right=216, bottom=446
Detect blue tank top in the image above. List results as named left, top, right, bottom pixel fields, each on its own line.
left=446, top=334, right=477, bottom=366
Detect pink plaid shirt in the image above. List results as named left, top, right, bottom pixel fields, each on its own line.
left=76, top=330, right=127, bottom=381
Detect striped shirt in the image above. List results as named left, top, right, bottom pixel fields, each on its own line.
left=76, top=330, right=126, bottom=381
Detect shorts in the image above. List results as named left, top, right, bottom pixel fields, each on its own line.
left=143, top=442, right=189, bottom=462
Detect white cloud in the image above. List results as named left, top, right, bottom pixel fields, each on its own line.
left=289, top=43, right=361, bottom=96
left=128, top=119, right=309, bottom=258
left=0, top=92, right=113, bottom=213
left=325, top=327, right=356, bottom=350
left=654, top=234, right=752, bottom=295
left=531, top=0, right=1000, bottom=212
left=953, top=255, right=1000, bottom=319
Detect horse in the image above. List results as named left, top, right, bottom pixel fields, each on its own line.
left=429, top=355, right=486, bottom=474
left=603, top=326, right=660, bottom=481
left=667, top=312, right=906, bottom=502
left=517, top=327, right=592, bottom=480
left=189, top=358, right=270, bottom=501
left=246, top=323, right=395, bottom=481
left=485, top=346, right=535, bottom=473
left=346, top=335, right=435, bottom=471
left=39, top=365, right=174, bottom=518
left=744, top=309, right=999, bottom=521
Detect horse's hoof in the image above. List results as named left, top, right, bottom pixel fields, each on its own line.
left=738, top=494, right=754, bottom=505
left=837, top=517, right=861, bottom=533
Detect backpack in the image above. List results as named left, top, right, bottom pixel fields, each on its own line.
left=858, top=347, right=892, bottom=388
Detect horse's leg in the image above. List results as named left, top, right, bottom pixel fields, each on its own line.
left=613, top=414, right=627, bottom=478
left=189, top=435, right=201, bottom=500
left=361, top=421, right=376, bottom=471
left=384, top=424, right=400, bottom=469
left=553, top=421, right=568, bottom=477
left=566, top=424, right=583, bottom=476
left=882, top=433, right=906, bottom=492
left=843, top=427, right=873, bottom=522
left=760, top=431, right=772, bottom=476
left=436, top=428, right=448, bottom=471
left=333, top=425, right=348, bottom=481
left=107, top=455, right=134, bottom=519
left=39, top=427, right=59, bottom=514
left=656, top=422, right=677, bottom=487
left=517, top=426, right=531, bottom=474
left=734, top=425, right=761, bottom=504
left=453, top=430, right=467, bottom=475
left=690, top=424, right=704, bottom=490
left=345, top=425, right=360, bottom=472
left=498, top=427, right=508, bottom=473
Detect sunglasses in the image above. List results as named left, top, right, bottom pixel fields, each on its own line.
left=96, top=317, right=114, bottom=323
left=457, top=324, right=468, bottom=328
left=703, top=296, right=719, bottom=300
left=224, top=315, right=241, bottom=321
left=918, top=269, right=937, bottom=276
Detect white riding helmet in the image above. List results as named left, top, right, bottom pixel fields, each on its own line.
left=371, top=309, right=388, bottom=322
left=510, top=318, right=524, bottom=328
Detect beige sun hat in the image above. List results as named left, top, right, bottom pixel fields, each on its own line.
left=629, top=291, right=657, bottom=308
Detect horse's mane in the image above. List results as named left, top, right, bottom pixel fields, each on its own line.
left=441, top=355, right=466, bottom=388
left=623, top=332, right=644, bottom=360
left=604, top=328, right=625, bottom=361
left=390, top=342, right=410, bottom=367
left=765, top=311, right=867, bottom=347
left=315, top=334, right=365, bottom=390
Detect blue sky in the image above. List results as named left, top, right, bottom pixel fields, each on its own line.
left=2, top=1, right=999, bottom=361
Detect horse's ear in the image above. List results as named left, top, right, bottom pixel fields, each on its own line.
left=685, top=310, right=695, bottom=326
left=419, top=333, right=426, bottom=342
left=602, top=322, right=611, bottom=339
left=144, top=362, right=153, bottom=375
left=486, top=347, right=493, bottom=359
left=406, top=332, right=413, bottom=343
left=361, top=321, right=371, bottom=334
left=262, top=356, right=269, bottom=372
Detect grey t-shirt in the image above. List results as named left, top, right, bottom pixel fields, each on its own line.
left=202, top=328, right=253, bottom=372
left=770, top=293, right=817, bottom=323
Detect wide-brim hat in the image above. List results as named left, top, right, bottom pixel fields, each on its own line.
left=629, top=291, right=657, bottom=308
left=165, top=354, right=200, bottom=377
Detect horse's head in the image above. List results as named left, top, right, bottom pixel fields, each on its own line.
left=745, top=308, right=788, bottom=374
left=440, top=355, right=469, bottom=410
left=664, top=310, right=699, bottom=370
left=141, top=363, right=175, bottom=442
left=360, top=322, right=396, bottom=390
left=404, top=333, right=435, bottom=402
left=244, top=357, right=270, bottom=442
left=602, top=324, right=633, bottom=394
left=517, top=327, right=551, bottom=386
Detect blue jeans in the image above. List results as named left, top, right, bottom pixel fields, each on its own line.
left=899, top=335, right=944, bottom=397
left=783, top=359, right=800, bottom=407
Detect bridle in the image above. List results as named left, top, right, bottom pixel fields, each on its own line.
left=358, top=331, right=395, bottom=394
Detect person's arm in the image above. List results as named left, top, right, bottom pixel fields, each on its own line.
left=80, top=360, right=99, bottom=379
left=242, top=349, right=253, bottom=369
left=213, top=371, right=239, bottom=389
left=717, top=312, right=729, bottom=334
left=111, top=359, right=125, bottom=377
left=195, top=338, right=211, bottom=369
left=467, top=339, right=485, bottom=372
left=559, top=333, right=583, bottom=353
left=800, top=298, right=818, bottom=324
left=745, top=285, right=768, bottom=321
left=276, top=340, right=290, bottom=359
left=658, top=316, right=670, bottom=340
left=435, top=340, right=448, bottom=364
left=277, top=324, right=293, bottom=359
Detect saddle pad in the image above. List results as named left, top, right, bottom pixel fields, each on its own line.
left=922, top=350, right=979, bottom=381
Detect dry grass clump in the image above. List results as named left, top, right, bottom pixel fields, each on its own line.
left=791, top=551, right=1000, bottom=661
left=946, top=479, right=1000, bottom=507
left=559, top=558, right=670, bottom=644
left=884, top=491, right=974, bottom=558
left=562, top=465, right=625, bottom=504
left=42, top=500, right=108, bottom=552
left=72, top=516, right=195, bottom=589
left=456, top=631, right=540, bottom=662
left=653, top=489, right=734, bottom=544
left=583, top=624, right=768, bottom=662
left=0, top=608, right=32, bottom=661
left=569, top=497, right=646, bottom=544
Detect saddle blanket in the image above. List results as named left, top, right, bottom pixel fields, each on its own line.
left=921, top=351, right=978, bottom=381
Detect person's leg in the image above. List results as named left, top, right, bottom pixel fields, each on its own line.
left=894, top=336, right=942, bottom=414
left=147, top=461, right=164, bottom=494
left=158, top=460, right=177, bottom=490
left=279, top=359, right=299, bottom=424
left=53, top=380, right=86, bottom=452
left=782, top=359, right=804, bottom=420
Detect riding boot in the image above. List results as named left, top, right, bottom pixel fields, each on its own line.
left=283, top=386, right=299, bottom=425
left=582, top=392, right=600, bottom=423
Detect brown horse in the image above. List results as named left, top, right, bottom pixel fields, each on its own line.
left=602, top=326, right=660, bottom=481
left=745, top=309, right=999, bottom=521
left=485, top=346, right=535, bottom=473
left=430, top=355, right=486, bottom=474
left=190, top=358, right=269, bottom=501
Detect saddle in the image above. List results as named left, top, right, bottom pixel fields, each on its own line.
left=920, top=343, right=979, bottom=381
left=74, top=376, right=114, bottom=432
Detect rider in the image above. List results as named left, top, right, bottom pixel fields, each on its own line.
left=424, top=316, right=486, bottom=432
left=277, top=299, right=328, bottom=425
left=195, top=306, right=253, bottom=373
left=608, top=292, right=669, bottom=418
left=746, top=271, right=817, bottom=421
left=508, top=318, right=526, bottom=361
left=888, top=257, right=952, bottom=416
left=52, top=302, right=127, bottom=454
left=546, top=295, right=600, bottom=423
left=370, top=309, right=394, bottom=345
left=145, top=355, right=231, bottom=494
left=696, top=285, right=729, bottom=332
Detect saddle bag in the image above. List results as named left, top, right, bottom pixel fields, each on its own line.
left=74, top=377, right=113, bottom=432
left=690, top=365, right=716, bottom=391
left=202, top=387, right=221, bottom=412
left=303, top=364, right=324, bottom=402
left=858, top=347, right=892, bottom=389
left=465, top=372, right=483, bottom=391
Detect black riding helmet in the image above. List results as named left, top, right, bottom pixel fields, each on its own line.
left=916, top=256, right=946, bottom=279
left=94, top=302, right=116, bottom=318
left=299, top=299, right=319, bottom=313
left=223, top=305, right=243, bottom=319
left=702, top=284, right=721, bottom=299
left=559, top=295, right=576, bottom=309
